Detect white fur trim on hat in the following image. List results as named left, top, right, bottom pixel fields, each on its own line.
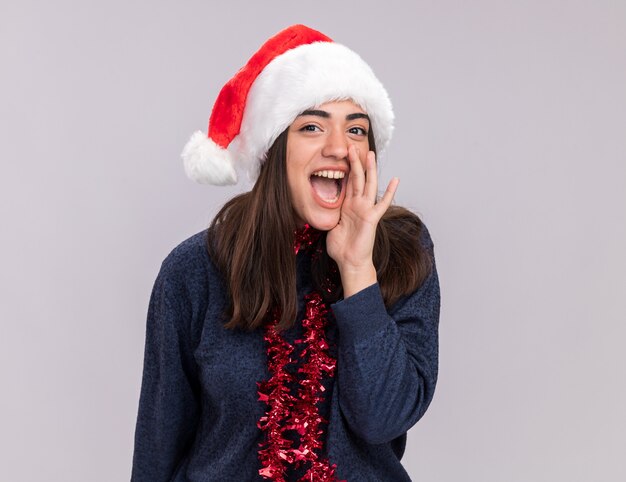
left=181, top=131, right=238, bottom=185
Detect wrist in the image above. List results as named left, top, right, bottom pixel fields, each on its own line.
left=339, top=263, right=377, bottom=299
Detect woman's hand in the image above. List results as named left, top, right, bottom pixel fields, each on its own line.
left=326, top=145, right=399, bottom=298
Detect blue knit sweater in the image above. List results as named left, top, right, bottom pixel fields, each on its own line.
left=131, top=224, right=440, bottom=481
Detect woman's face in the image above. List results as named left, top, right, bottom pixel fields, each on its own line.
left=286, top=100, right=370, bottom=231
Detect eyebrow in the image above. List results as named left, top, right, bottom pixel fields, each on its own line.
left=298, top=109, right=370, bottom=123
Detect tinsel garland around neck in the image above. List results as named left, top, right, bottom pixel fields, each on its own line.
left=256, top=224, right=346, bottom=481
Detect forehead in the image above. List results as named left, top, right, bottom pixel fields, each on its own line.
left=313, top=99, right=366, bottom=113
left=296, top=100, right=369, bottom=122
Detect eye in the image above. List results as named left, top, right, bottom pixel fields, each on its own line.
left=299, top=124, right=321, bottom=132
left=348, top=126, right=368, bottom=136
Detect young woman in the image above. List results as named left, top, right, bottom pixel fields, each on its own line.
left=131, top=25, right=440, bottom=481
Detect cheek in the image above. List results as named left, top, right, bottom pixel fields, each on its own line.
left=285, top=150, right=297, bottom=187
left=285, top=160, right=307, bottom=209
left=285, top=147, right=312, bottom=191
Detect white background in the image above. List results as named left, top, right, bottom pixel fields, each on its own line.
left=1, top=1, right=625, bottom=480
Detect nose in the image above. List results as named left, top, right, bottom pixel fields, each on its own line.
left=321, top=128, right=349, bottom=160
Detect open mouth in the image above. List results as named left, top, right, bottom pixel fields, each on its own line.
left=309, top=169, right=346, bottom=206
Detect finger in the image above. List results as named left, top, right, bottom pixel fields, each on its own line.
left=375, top=177, right=399, bottom=215
left=347, top=145, right=365, bottom=196
left=364, top=151, right=378, bottom=201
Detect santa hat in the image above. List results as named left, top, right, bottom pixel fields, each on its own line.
left=181, top=24, right=394, bottom=185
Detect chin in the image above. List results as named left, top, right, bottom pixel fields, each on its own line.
left=304, top=210, right=341, bottom=231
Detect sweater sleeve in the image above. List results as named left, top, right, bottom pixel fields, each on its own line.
left=331, top=226, right=440, bottom=445
left=131, top=259, right=200, bottom=481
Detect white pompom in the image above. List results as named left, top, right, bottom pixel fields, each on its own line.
left=181, top=131, right=238, bottom=185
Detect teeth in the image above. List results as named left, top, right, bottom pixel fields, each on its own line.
left=311, top=170, right=345, bottom=179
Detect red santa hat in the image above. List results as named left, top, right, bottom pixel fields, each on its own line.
left=181, top=24, right=394, bottom=185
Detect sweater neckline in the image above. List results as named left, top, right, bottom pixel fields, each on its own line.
left=293, top=224, right=322, bottom=255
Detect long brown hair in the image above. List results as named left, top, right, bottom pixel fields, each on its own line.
left=207, top=128, right=433, bottom=332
